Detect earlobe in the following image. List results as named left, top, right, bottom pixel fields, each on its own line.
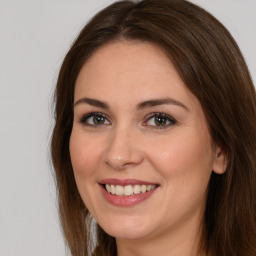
left=212, top=146, right=228, bottom=174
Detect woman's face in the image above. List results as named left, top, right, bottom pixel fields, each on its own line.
left=70, top=41, right=225, bottom=242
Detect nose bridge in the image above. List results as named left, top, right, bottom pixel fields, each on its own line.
left=103, top=122, right=143, bottom=170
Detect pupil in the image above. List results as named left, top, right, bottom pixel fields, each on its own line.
left=155, top=116, right=166, bottom=126
left=93, top=116, right=104, bottom=124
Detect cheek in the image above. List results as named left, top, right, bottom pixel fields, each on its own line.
left=69, top=130, right=102, bottom=178
left=69, top=129, right=104, bottom=216
left=147, top=129, right=213, bottom=183
left=146, top=130, right=213, bottom=221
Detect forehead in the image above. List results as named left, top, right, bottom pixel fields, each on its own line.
left=74, top=40, right=198, bottom=111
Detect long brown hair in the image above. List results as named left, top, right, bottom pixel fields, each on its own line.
left=51, top=0, right=256, bottom=255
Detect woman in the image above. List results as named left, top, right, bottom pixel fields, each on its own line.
left=51, top=0, right=256, bottom=255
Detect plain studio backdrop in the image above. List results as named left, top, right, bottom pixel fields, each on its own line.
left=0, top=1, right=255, bottom=255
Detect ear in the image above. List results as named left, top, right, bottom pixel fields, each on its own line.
left=212, top=145, right=227, bottom=174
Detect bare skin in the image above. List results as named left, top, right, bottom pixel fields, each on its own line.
left=70, top=40, right=226, bottom=256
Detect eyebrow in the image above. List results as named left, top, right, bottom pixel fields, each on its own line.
left=137, top=97, right=189, bottom=111
left=74, top=97, right=188, bottom=111
left=74, top=97, right=109, bottom=109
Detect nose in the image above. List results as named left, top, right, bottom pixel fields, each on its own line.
left=103, top=125, right=144, bottom=170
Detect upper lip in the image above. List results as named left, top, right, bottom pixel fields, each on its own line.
left=99, top=178, right=158, bottom=186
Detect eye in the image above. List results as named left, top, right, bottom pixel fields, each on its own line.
left=80, top=112, right=110, bottom=127
left=144, top=112, right=177, bottom=129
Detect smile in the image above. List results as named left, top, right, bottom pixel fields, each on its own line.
left=105, top=184, right=156, bottom=196
left=99, top=179, right=159, bottom=206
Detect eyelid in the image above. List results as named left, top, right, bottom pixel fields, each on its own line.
left=143, top=112, right=177, bottom=129
left=78, top=111, right=177, bottom=129
left=80, top=112, right=111, bottom=126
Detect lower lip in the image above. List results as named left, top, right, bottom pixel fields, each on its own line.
left=100, top=185, right=158, bottom=207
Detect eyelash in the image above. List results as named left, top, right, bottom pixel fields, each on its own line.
left=144, top=112, right=177, bottom=129
left=80, top=112, right=110, bottom=128
left=79, top=112, right=177, bottom=129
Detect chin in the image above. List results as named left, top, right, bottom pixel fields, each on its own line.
left=98, top=215, right=156, bottom=240
left=105, top=227, right=153, bottom=241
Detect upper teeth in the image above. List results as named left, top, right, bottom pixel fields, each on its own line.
left=105, top=184, right=156, bottom=196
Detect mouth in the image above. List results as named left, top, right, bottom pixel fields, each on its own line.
left=103, top=184, right=157, bottom=196
left=98, top=179, right=159, bottom=206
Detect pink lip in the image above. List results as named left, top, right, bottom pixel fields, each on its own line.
left=98, top=179, right=159, bottom=207
left=99, top=178, right=156, bottom=186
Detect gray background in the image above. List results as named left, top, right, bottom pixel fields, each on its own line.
left=0, top=1, right=255, bottom=255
